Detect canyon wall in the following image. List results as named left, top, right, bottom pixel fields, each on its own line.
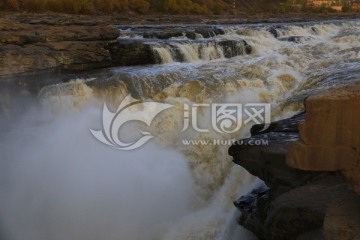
left=230, top=83, right=360, bottom=240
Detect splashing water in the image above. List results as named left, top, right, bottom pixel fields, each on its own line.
left=1, top=19, right=360, bottom=240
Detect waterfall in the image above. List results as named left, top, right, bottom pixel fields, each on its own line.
left=151, top=40, right=250, bottom=64
left=152, top=45, right=174, bottom=64
left=1, top=20, right=360, bottom=240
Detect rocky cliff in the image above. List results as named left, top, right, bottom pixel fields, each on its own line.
left=0, top=14, right=254, bottom=77
left=287, top=83, right=360, bottom=196
left=0, top=14, right=120, bottom=76
left=230, top=83, right=360, bottom=240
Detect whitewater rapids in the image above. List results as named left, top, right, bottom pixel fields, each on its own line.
left=0, top=19, right=360, bottom=240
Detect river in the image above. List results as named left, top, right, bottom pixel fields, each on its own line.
left=0, top=19, right=359, bottom=240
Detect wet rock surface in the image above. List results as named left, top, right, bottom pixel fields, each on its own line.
left=1, top=13, right=358, bottom=77
left=0, top=14, right=256, bottom=76
left=140, top=26, right=225, bottom=39
left=268, top=27, right=280, bottom=38
left=229, top=112, right=312, bottom=196
left=106, top=38, right=252, bottom=65
left=278, top=36, right=314, bottom=43
left=218, top=40, right=252, bottom=57
left=194, top=27, right=226, bottom=38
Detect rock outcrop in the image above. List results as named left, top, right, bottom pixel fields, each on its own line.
left=106, top=39, right=252, bottom=65
left=0, top=15, right=119, bottom=76
left=278, top=36, right=314, bottom=43
left=0, top=14, right=253, bottom=76
left=229, top=112, right=355, bottom=240
left=106, top=40, right=157, bottom=66
left=229, top=113, right=310, bottom=197
left=141, top=26, right=225, bottom=39
left=287, top=83, right=360, bottom=196
left=230, top=83, right=360, bottom=240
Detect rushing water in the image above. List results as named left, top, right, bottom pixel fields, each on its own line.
left=0, top=19, right=360, bottom=240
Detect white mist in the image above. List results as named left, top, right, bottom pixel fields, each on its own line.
left=0, top=106, right=195, bottom=240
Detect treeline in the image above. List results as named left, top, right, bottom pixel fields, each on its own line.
left=0, top=0, right=236, bottom=14
left=2, top=0, right=351, bottom=14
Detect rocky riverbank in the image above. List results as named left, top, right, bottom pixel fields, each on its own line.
left=1, top=12, right=359, bottom=77
left=0, top=14, right=121, bottom=76
left=0, top=13, right=252, bottom=77
left=230, top=83, right=360, bottom=240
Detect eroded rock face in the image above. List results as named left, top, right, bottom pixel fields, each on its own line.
left=0, top=15, right=119, bottom=76
left=106, top=39, right=252, bottom=65
left=106, top=40, right=156, bottom=66
left=230, top=111, right=357, bottom=240
left=229, top=112, right=310, bottom=197
left=287, top=82, right=360, bottom=196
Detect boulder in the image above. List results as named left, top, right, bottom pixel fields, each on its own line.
left=268, top=27, right=279, bottom=38
left=265, top=176, right=352, bottom=240
left=185, top=32, right=198, bottom=40
left=218, top=40, right=252, bottom=58
left=234, top=183, right=270, bottom=240
left=278, top=36, right=314, bottom=43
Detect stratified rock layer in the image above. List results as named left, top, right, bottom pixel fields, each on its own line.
left=287, top=83, right=360, bottom=196
left=0, top=15, right=119, bottom=76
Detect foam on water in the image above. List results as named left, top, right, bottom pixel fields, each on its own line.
left=1, top=20, right=360, bottom=240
